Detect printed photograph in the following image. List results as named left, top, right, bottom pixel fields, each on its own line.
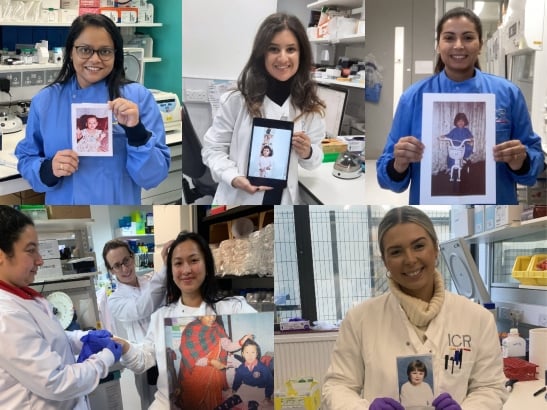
left=396, top=354, right=435, bottom=410
left=420, top=93, right=496, bottom=204
left=71, top=103, right=113, bottom=156
left=164, top=312, right=274, bottom=410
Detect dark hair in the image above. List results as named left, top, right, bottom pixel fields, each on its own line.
left=0, top=206, right=34, bottom=258
left=165, top=231, right=227, bottom=310
left=434, top=7, right=482, bottom=73
left=407, top=359, right=428, bottom=379
left=241, top=338, right=262, bottom=360
left=237, top=13, right=325, bottom=119
left=453, top=112, right=469, bottom=126
left=377, top=206, right=438, bottom=260
left=51, top=13, right=131, bottom=99
left=102, top=239, right=133, bottom=270
left=261, top=145, right=273, bottom=156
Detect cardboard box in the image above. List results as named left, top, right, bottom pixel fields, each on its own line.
left=495, top=205, right=522, bottom=228
left=119, top=7, right=139, bottom=23
left=60, top=8, right=79, bottom=23
left=320, top=138, right=347, bottom=154
left=275, top=378, right=321, bottom=410
left=42, top=0, right=61, bottom=8
left=280, top=320, right=310, bottom=331
left=484, top=205, right=496, bottom=231
left=61, top=0, right=79, bottom=9
left=450, top=205, right=473, bottom=238
left=16, top=205, right=48, bottom=221
left=36, top=258, right=63, bottom=280
left=99, top=7, right=119, bottom=22
left=474, top=205, right=484, bottom=234
left=47, top=206, right=91, bottom=219
left=39, top=239, right=60, bottom=260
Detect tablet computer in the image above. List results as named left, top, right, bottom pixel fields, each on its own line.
left=246, top=117, right=293, bottom=188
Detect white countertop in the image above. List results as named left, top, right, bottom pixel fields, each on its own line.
left=503, top=379, right=545, bottom=410
left=298, top=159, right=408, bottom=205
left=0, top=126, right=181, bottom=196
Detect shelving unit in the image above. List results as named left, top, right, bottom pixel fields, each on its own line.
left=195, top=206, right=274, bottom=294
left=466, top=216, right=547, bottom=245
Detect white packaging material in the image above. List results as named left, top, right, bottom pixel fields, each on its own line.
left=495, top=205, right=522, bottom=228
left=60, top=0, right=78, bottom=9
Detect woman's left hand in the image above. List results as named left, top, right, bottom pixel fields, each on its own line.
left=109, top=98, right=139, bottom=127
left=493, top=140, right=527, bottom=171
left=292, top=131, right=313, bottom=159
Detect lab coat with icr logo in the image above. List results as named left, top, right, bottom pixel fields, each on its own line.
left=322, top=291, right=508, bottom=410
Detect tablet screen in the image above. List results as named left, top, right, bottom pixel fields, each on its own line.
left=246, top=118, right=293, bottom=188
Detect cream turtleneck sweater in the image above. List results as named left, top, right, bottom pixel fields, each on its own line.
left=388, top=270, right=446, bottom=342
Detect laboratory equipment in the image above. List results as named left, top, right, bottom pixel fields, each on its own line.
left=46, top=291, right=74, bottom=330
left=332, top=151, right=361, bottom=179
left=316, top=84, right=348, bottom=138
left=151, top=89, right=182, bottom=132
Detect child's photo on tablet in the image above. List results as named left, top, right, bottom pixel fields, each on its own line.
left=247, top=118, right=293, bottom=188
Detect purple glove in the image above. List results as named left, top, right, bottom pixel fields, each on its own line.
left=77, top=330, right=114, bottom=363
left=369, top=397, right=404, bottom=410
left=432, top=393, right=462, bottom=410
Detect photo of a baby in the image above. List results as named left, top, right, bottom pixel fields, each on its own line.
left=71, top=103, right=113, bottom=156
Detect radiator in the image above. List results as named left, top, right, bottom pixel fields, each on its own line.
left=274, top=332, right=337, bottom=388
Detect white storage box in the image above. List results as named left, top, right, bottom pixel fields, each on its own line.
left=36, top=258, right=63, bottom=280
left=39, top=239, right=59, bottom=260
left=450, top=205, right=473, bottom=238
left=495, top=205, right=522, bottom=228
left=484, top=205, right=496, bottom=231
left=474, top=205, right=484, bottom=234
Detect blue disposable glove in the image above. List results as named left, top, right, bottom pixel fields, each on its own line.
left=369, top=397, right=404, bottom=410
left=77, top=331, right=114, bottom=363
left=432, top=393, right=462, bottom=410
left=105, top=339, right=122, bottom=362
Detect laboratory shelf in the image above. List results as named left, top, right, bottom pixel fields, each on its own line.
left=310, top=33, right=365, bottom=45
left=0, top=21, right=162, bottom=28
left=466, top=216, right=547, bottom=244
left=315, top=77, right=365, bottom=89
left=307, top=0, right=362, bottom=10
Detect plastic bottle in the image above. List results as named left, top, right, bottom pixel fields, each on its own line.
left=502, top=328, right=526, bottom=359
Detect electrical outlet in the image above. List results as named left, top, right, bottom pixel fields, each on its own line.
left=539, top=313, right=547, bottom=327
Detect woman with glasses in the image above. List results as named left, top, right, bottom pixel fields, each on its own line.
left=102, top=238, right=172, bottom=410
left=15, top=13, right=170, bottom=204
left=114, top=231, right=256, bottom=410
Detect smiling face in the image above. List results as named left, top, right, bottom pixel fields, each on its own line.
left=0, top=225, right=43, bottom=288
left=381, top=223, right=438, bottom=301
left=87, top=116, right=99, bottom=129
left=265, top=29, right=300, bottom=82
left=171, top=240, right=206, bottom=303
left=71, top=25, right=115, bottom=89
left=409, top=369, right=425, bottom=385
left=105, top=246, right=137, bottom=287
left=436, top=16, right=482, bottom=81
left=242, top=344, right=258, bottom=364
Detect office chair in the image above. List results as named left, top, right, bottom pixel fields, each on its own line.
left=181, top=101, right=218, bottom=204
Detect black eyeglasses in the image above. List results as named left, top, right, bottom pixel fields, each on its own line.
left=110, top=255, right=134, bottom=272
left=74, top=45, right=116, bottom=61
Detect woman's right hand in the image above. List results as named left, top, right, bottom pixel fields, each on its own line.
left=209, top=358, right=226, bottom=370
left=393, top=136, right=425, bottom=173
left=52, top=150, right=79, bottom=178
left=231, top=176, right=273, bottom=194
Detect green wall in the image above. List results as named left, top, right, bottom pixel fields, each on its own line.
left=141, top=1, right=182, bottom=100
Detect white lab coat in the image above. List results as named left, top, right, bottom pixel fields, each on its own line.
left=108, top=267, right=167, bottom=343
left=120, top=297, right=256, bottom=410
left=108, top=267, right=167, bottom=410
left=202, top=91, right=325, bottom=205
left=322, top=291, right=508, bottom=410
left=0, top=289, right=115, bottom=410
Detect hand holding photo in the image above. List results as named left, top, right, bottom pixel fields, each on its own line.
left=71, top=103, right=113, bottom=157
left=397, top=354, right=435, bottom=410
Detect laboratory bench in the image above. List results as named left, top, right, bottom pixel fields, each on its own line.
left=0, top=126, right=182, bottom=204
left=298, top=159, right=408, bottom=205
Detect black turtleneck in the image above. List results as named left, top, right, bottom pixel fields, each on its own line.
left=266, top=75, right=293, bottom=106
